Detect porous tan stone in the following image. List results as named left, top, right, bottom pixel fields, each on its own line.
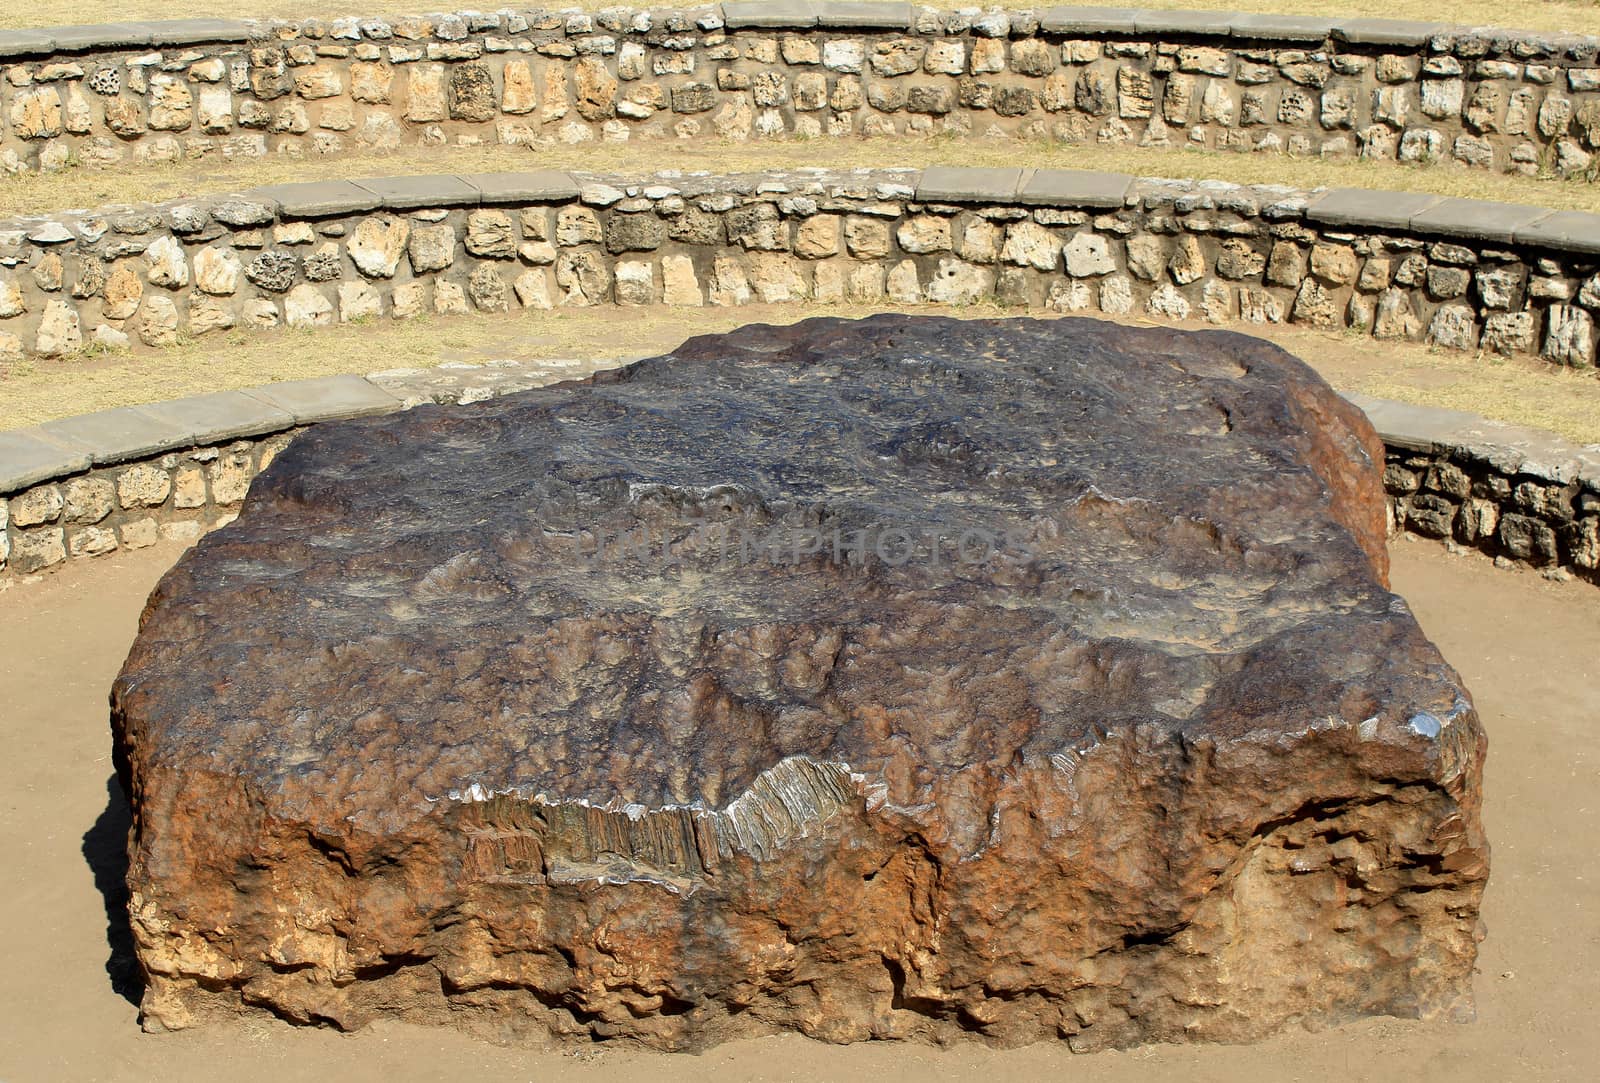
left=433, top=281, right=471, bottom=316
left=843, top=217, right=891, bottom=260
left=348, top=216, right=411, bottom=279
left=660, top=255, right=703, bottom=306
left=0, top=276, right=26, bottom=318
left=285, top=284, right=335, bottom=328
left=574, top=57, right=618, bottom=120
left=145, top=236, right=190, bottom=289
left=338, top=281, right=382, bottom=322
left=405, top=64, right=447, bottom=123
left=513, top=269, right=553, bottom=310
left=502, top=59, right=537, bottom=115
left=209, top=453, right=254, bottom=506
left=173, top=465, right=208, bottom=509
left=761, top=207, right=831, bottom=260
left=466, top=211, right=517, bottom=259
left=408, top=224, right=457, bottom=273
left=709, top=257, right=752, bottom=306
left=924, top=258, right=992, bottom=304
left=1000, top=222, right=1060, bottom=271
left=121, top=518, right=161, bottom=550
left=467, top=265, right=511, bottom=312
left=10, top=527, right=65, bottom=572
left=194, top=247, right=242, bottom=296
left=138, top=295, right=181, bottom=347
left=117, top=464, right=172, bottom=509
left=747, top=254, right=807, bottom=303
left=10, top=87, right=63, bottom=139
left=895, top=215, right=952, bottom=255
left=10, top=485, right=64, bottom=527
left=351, top=61, right=394, bottom=105
left=35, top=299, right=81, bottom=357
left=148, top=75, right=193, bottom=131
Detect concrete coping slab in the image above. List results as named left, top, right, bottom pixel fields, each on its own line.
left=464, top=171, right=583, bottom=205
left=1304, top=188, right=1445, bottom=232
left=249, top=180, right=382, bottom=220
left=814, top=1, right=913, bottom=29
left=353, top=175, right=482, bottom=211
left=0, top=30, right=58, bottom=58
left=241, top=376, right=402, bottom=425
left=37, top=406, right=193, bottom=466
left=143, top=18, right=255, bottom=46
left=1227, top=14, right=1336, bottom=42
left=1018, top=169, right=1135, bottom=209
left=1130, top=9, right=1237, bottom=37
left=0, top=429, right=93, bottom=493
left=1039, top=7, right=1142, bottom=35
left=1346, top=393, right=1600, bottom=488
left=1512, top=210, right=1600, bottom=257
left=45, top=24, right=155, bottom=52
left=1333, top=18, right=1452, bottom=47
left=1408, top=199, right=1552, bottom=246
left=138, top=391, right=297, bottom=446
left=721, top=1, right=819, bottom=29
left=916, top=166, right=1026, bottom=204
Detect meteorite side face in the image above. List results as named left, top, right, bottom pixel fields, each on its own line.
left=112, top=315, right=1487, bottom=1051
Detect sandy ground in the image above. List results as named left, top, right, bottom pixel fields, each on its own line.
left=1, top=536, right=1596, bottom=1082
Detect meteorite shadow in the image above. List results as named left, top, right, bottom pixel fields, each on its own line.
left=82, top=775, right=142, bottom=1005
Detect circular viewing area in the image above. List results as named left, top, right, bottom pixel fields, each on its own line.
left=1, top=4, right=1598, bottom=1082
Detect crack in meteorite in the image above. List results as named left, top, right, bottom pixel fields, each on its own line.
left=451, top=755, right=859, bottom=890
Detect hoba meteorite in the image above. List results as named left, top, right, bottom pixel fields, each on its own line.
left=112, top=315, right=1487, bottom=1050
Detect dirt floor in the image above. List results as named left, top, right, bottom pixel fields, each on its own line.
left=0, top=535, right=1596, bottom=1082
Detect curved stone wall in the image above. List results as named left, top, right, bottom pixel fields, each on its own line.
left=2, top=6, right=1599, bottom=179
left=2, top=166, right=1596, bottom=367
left=3, top=360, right=1597, bottom=584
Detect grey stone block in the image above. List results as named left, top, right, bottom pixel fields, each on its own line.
left=210, top=198, right=277, bottom=227
left=144, top=18, right=254, bottom=45
left=355, top=175, right=481, bottom=210
left=139, top=391, right=297, bottom=445
left=1018, top=169, right=1135, bottom=209
left=242, top=376, right=402, bottom=425
left=0, top=30, right=57, bottom=58
left=0, top=429, right=92, bottom=494
left=815, top=1, right=912, bottom=29
left=916, top=166, right=1025, bottom=204
left=1333, top=19, right=1450, bottom=47
left=38, top=406, right=191, bottom=466
left=250, top=180, right=381, bottom=219
left=1226, top=14, right=1336, bottom=42
left=464, top=171, right=582, bottom=204
left=1304, top=188, right=1443, bottom=231
left=1342, top=394, right=1457, bottom=453
left=1512, top=211, right=1600, bottom=257
left=1408, top=199, right=1549, bottom=245
left=47, top=24, right=154, bottom=52
left=721, top=1, right=818, bottom=28
left=1130, top=9, right=1235, bottom=37
left=1039, top=6, right=1140, bottom=34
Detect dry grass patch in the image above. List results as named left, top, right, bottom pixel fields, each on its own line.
left=4, top=137, right=1600, bottom=222
left=8, top=0, right=1599, bottom=35
left=4, top=304, right=1599, bottom=445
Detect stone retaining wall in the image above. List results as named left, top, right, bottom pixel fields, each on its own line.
left=4, top=365, right=1598, bottom=585
left=2, top=6, right=1600, bottom=179
left=2, top=165, right=1597, bottom=368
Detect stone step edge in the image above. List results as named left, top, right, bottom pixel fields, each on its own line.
left=5, top=167, right=1599, bottom=258
left=3, top=358, right=1596, bottom=499
left=0, top=5, right=1596, bottom=62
